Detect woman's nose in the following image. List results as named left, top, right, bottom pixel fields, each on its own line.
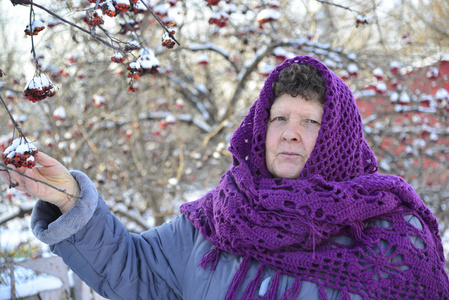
left=282, top=122, right=301, bottom=141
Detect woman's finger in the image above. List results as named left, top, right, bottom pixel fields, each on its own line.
left=34, top=152, right=61, bottom=168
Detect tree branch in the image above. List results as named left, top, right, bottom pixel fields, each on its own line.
left=316, top=0, right=361, bottom=14
left=404, top=0, right=449, bottom=38
left=10, top=0, right=120, bottom=50
left=0, top=163, right=82, bottom=200
left=0, top=205, right=33, bottom=226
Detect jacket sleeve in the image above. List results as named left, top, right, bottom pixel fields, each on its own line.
left=31, top=170, right=196, bottom=300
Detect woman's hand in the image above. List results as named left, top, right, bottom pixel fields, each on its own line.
left=0, top=152, right=80, bottom=213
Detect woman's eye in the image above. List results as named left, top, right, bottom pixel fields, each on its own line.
left=271, top=116, right=286, bottom=122
left=306, top=119, right=320, bottom=125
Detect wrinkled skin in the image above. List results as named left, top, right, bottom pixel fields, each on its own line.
left=0, top=152, right=80, bottom=213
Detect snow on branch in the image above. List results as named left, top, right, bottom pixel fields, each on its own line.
left=174, top=43, right=238, bottom=73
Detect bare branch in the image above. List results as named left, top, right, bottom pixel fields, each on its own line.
left=0, top=163, right=82, bottom=200
left=404, top=0, right=449, bottom=38
left=10, top=0, right=120, bottom=50
left=173, top=43, right=238, bottom=73
left=137, top=0, right=180, bottom=45
left=0, top=205, right=33, bottom=226
left=316, top=0, right=362, bottom=14
left=112, top=206, right=151, bottom=231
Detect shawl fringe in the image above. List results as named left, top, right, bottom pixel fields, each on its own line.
left=260, top=270, right=281, bottom=300
left=349, top=221, right=373, bottom=245
left=241, top=263, right=265, bottom=300
left=341, top=289, right=351, bottom=300
left=224, top=255, right=252, bottom=300
left=280, top=277, right=302, bottom=300
left=198, top=247, right=222, bottom=270
left=318, top=283, right=328, bottom=300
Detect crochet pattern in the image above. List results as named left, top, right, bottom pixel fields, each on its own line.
left=180, top=56, right=449, bottom=299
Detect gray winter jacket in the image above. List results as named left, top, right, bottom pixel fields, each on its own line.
left=33, top=171, right=418, bottom=299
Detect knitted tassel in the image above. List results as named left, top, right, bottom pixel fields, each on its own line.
left=261, top=270, right=281, bottom=300
left=280, top=277, right=302, bottom=300
left=341, top=289, right=351, bottom=300
left=224, top=255, right=252, bottom=300
left=241, top=263, right=265, bottom=300
left=199, top=248, right=222, bottom=270
left=318, top=283, right=328, bottom=300
left=349, top=221, right=373, bottom=245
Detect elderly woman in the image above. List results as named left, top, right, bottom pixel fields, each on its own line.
left=2, top=56, right=448, bottom=299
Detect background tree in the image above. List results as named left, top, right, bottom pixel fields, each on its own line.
left=1, top=1, right=448, bottom=293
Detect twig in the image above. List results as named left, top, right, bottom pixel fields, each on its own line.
left=0, top=94, right=24, bottom=138
left=0, top=163, right=81, bottom=200
left=316, top=0, right=361, bottom=15
left=28, top=1, right=42, bottom=72
left=202, top=119, right=229, bottom=147
left=176, top=142, right=184, bottom=182
left=137, top=0, right=180, bottom=45
left=10, top=0, right=120, bottom=50
left=404, top=0, right=449, bottom=38
left=0, top=205, right=33, bottom=226
left=112, top=206, right=151, bottom=231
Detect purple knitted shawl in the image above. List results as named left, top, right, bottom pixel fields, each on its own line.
left=180, top=56, right=449, bottom=299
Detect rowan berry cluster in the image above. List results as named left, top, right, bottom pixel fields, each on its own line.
left=138, top=49, right=160, bottom=75
left=114, top=0, right=131, bottom=13
left=209, top=12, right=229, bottom=28
left=124, top=40, right=140, bottom=51
left=23, top=75, right=56, bottom=102
left=162, top=32, right=175, bottom=49
left=206, top=0, right=221, bottom=5
left=111, top=52, right=126, bottom=63
left=101, top=1, right=117, bottom=17
left=93, top=95, right=107, bottom=107
left=127, top=61, right=142, bottom=80
left=86, top=11, right=105, bottom=26
left=99, top=0, right=132, bottom=17
left=119, top=19, right=141, bottom=34
left=3, top=138, right=38, bottom=169
left=356, top=15, right=369, bottom=26
left=257, top=9, right=280, bottom=29
left=24, top=20, right=45, bottom=36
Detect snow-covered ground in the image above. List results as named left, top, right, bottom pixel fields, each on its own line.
left=0, top=267, right=62, bottom=300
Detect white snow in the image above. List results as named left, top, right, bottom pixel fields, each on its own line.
left=0, top=273, right=62, bottom=300
left=435, top=88, right=448, bottom=100
left=3, top=138, right=36, bottom=157
left=129, top=61, right=141, bottom=69
left=347, top=53, right=357, bottom=60
left=197, top=53, right=209, bottom=64
left=356, top=15, right=368, bottom=23
left=426, top=66, right=439, bottom=78
left=347, top=63, right=358, bottom=74
left=373, top=67, right=383, bottom=78
left=376, top=82, right=387, bottom=93
left=256, top=8, right=280, bottom=22
left=26, top=20, right=45, bottom=32
left=53, top=106, right=67, bottom=120
left=390, top=91, right=399, bottom=102
left=24, top=75, right=53, bottom=91
left=138, top=53, right=160, bottom=69
left=112, top=52, right=123, bottom=59
left=399, top=91, right=410, bottom=103
left=93, top=94, right=106, bottom=106
left=390, top=61, right=401, bottom=69
left=126, top=40, right=140, bottom=47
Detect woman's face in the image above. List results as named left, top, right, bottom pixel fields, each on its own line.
left=265, top=94, right=323, bottom=179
